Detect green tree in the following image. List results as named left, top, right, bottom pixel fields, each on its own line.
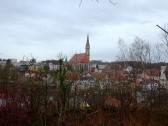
left=55, top=58, right=71, bottom=126
left=58, top=58, right=71, bottom=107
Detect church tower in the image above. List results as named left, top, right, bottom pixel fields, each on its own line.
left=85, top=35, right=90, bottom=57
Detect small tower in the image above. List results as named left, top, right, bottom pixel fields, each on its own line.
left=85, top=35, right=90, bottom=57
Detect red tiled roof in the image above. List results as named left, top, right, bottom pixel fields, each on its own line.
left=145, top=68, right=161, bottom=77
left=69, top=53, right=89, bottom=64
left=66, top=71, right=80, bottom=80
left=102, top=65, right=113, bottom=73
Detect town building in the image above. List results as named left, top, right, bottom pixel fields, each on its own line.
left=69, top=35, right=90, bottom=72
left=41, top=60, right=60, bottom=71
left=0, top=59, right=18, bottom=66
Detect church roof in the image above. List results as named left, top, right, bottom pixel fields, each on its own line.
left=69, top=53, right=89, bottom=64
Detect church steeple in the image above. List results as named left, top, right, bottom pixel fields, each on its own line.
left=85, top=34, right=90, bottom=57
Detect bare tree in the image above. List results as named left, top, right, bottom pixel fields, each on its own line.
left=117, top=38, right=129, bottom=61
left=79, top=0, right=117, bottom=7
left=151, top=43, right=166, bottom=63
left=161, top=25, right=168, bottom=57
left=117, top=37, right=151, bottom=64
left=129, top=37, right=151, bottom=64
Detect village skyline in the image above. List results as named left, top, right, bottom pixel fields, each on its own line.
left=1, top=0, right=168, bottom=61
left=1, top=1, right=168, bottom=125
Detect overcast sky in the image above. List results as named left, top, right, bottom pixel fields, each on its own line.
left=0, top=0, right=168, bottom=61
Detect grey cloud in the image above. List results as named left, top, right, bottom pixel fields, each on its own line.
left=0, top=0, right=168, bottom=61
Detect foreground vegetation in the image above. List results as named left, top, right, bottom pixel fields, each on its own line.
left=0, top=59, right=168, bottom=126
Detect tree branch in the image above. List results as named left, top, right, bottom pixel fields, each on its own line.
left=79, top=0, right=117, bottom=7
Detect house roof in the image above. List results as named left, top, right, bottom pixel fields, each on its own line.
left=102, top=65, right=113, bottom=73
left=69, top=53, right=89, bottom=64
left=145, top=68, right=161, bottom=77
left=66, top=71, right=80, bottom=80
left=41, top=60, right=60, bottom=65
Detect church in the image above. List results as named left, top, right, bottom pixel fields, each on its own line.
left=69, top=35, right=90, bottom=72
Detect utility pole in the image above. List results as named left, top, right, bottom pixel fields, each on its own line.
left=156, top=25, right=168, bottom=35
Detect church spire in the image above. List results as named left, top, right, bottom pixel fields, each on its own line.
left=85, top=34, right=90, bottom=57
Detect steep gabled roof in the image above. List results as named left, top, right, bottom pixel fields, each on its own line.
left=69, top=53, right=89, bottom=64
